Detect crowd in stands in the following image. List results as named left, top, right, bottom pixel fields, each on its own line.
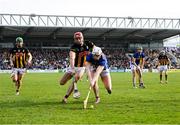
left=0, top=47, right=180, bottom=70
left=0, top=49, right=11, bottom=70
left=31, top=49, right=69, bottom=69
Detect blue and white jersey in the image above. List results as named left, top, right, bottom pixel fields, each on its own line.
left=86, top=53, right=109, bottom=70
left=133, top=52, right=145, bottom=65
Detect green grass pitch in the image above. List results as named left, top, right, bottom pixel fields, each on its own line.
left=0, top=72, right=180, bottom=124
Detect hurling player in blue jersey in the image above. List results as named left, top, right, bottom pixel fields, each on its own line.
left=85, top=46, right=112, bottom=104
left=132, top=46, right=145, bottom=88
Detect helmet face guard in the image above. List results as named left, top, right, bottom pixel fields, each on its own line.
left=15, top=37, right=23, bottom=47
left=92, top=46, right=102, bottom=59
left=16, top=37, right=23, bottom=44
left=137, top=46, right=142, bottom=50
left=137, top=46, right=143, bottom=52
left=160, top=50, right=165, bottom=55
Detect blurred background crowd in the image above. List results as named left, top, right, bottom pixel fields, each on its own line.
left=1, top=47, right=180, bottom=70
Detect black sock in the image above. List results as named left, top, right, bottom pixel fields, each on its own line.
left=160, top=75, right=162, bottom=81
left=107, top=90, right=112, bottom=94
left=64, top=95, right=68, bottom=98
left=74, top=89, right=78, bottom=92
left=165, top=74, right=167, bottom=81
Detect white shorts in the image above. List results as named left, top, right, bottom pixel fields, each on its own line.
left=11, top=68, right=26, bottom=77
left=159, top=65, right=168, bottom=72
left=66, top=67, right=86, bottom=74
left=131, top=65, right=140, bottom=71
left=90, top=66, right=110, bottom=77
left=130, top=65, right=136, bottom=71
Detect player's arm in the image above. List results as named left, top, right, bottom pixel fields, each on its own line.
left=132, top=57, right=138, bottom=67
left=90, top=65, right=104, bottom=87
left=140, top=58, right=145, bottom=70
left=167, top=58, right=171, bottom=69
left=69, top=51, right=76, bottom=73
left=9, top=54, right=14, bottom=67
left=125, top=53, right=131, bottom=61
left=25, top=48, right=32, bottom=66
left=27, top=52, right=32, bottom=65
left=140, top=53, right=145, bottom=70
left=85, top=61, right=93, bottom=82
left=155, top=59, right=160, bottom=68
left=132, top=56, right=136, bottom=64
left=156, top=56, right=161, bottom=68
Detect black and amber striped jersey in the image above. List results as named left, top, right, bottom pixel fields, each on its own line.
left=70, top=41, right=94, bottom=67
left=10, top=47, right=30, bottom=68
left=158, top=55, right=169, bottom=65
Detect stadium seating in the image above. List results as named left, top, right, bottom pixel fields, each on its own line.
left=0, top=48, right=180, bottom=70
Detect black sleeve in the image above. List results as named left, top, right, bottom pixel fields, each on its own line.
left=70, top=44, right=77, bottom=52
left=24, top=47, right=30, bottom=53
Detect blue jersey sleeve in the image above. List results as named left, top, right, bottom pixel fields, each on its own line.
left=141, top=52, right=145, bottom=58
left=133, top=53, right=137, bottom=58
left=99, top=60, right=106, bottom=67
left=86, top=53, right=93, bottom=62
left=98, top=54, right=108, bottom=69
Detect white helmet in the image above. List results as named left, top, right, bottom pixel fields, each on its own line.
left=92, top=46, right=102, bottom=56
left=160, top=50, right=165, bottom=55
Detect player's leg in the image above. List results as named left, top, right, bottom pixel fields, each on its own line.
left=62, top=68, right=85, bottom=103
left=100, top=69, right=112, bottom=94
left=136, top=67, right=145, bottom=88
left=131, top=66, right=136, bottom=88
left=11, top=69, right=18, bottom=94
left=73, top=67, right=85, bottom=88
left=94, top=81, right=100, bottom=104
left=164, top=66, right=168, bottom=83
left=62, top=81, right=74, bottom=103
left=15, top=73, right=21, bottom=95
left=59, top=72, right=73, bottom=85
left=159, top=66, right=163, bottom=83
left=164, top=71, right=168, bottom=83
left=15, top=69, right=25, bottom=95
left=11, top=69, right=18, bottom=83
left=160, top=71, right=163, bottom=83
left=60, top=70, right=74, bottom=102
left=16, top=73, right=24, bottom=95
left=86, top=74, right=89, bottom=82
left=73, top=67, right=85, bottom=98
